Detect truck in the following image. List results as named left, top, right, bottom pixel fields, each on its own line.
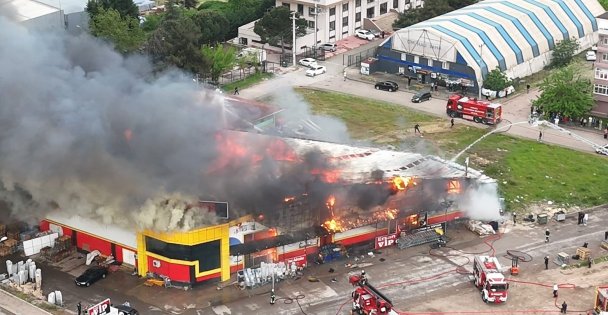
left=349, top=273, right=399, bottom=315
left=446, top=94, right=502, bottom=125
left=473, top=256, right=509, bottom=304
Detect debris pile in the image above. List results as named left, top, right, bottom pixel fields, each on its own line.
left=466, top=220, right=496, bottom=236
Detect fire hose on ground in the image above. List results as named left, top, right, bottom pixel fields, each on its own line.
left=334, top=233, right=591, bottom=315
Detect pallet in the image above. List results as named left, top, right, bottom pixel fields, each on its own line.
left=576, top=247, right=591, bottom=260
left=601, top=241, right=608, bottom=251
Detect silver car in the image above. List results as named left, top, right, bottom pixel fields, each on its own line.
left=319, top=43, right=337, bottom=52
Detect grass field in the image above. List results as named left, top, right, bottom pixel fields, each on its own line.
left=223, top=72, right=273, bottom=93
left=294, top=88, right=608, bottom=211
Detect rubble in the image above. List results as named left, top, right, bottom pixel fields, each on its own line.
left=466, top=220, right=496, bottom=236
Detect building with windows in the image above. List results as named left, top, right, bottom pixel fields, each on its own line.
left=236, top=0, right=423, bottom=54
left=593, top=11, right=608, bottom=117
left=376, top=0, right=604, bottom=93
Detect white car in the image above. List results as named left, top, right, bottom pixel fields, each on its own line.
left=298, top=58, right=317, bottom=68
left=306, top=65, right=326, bottom=77
left=596, top=144, right=608, bottom=155
left=586, top=51, right=597, bottom=61
left=355, top=30, right=375, bottom=40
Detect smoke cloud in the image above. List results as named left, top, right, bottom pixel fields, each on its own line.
left=457, top=182, right=502, bottom=221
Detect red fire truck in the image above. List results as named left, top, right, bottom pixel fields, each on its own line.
left=446, top=95, right=502, bottom=125
left=473, top=256, right=509, bottom=304
left=349, top=273, right=398, bottom=315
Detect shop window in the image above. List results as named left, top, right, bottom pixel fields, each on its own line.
left=145, top=237, right=221, bottom=272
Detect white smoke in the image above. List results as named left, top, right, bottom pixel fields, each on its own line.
left=457, top=182, right=502, bottom=221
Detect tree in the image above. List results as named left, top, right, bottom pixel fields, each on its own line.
left=253, top=6, right=307, bottom=54
left=90, top=8, right=145, bottom=53
left=146, top=8, right=206, bottom=73
left=141, top=13, right=163, bottom=34
left=184, top=0, right=197, bottom=9
left=393, top=0, right=470, bottom=29
left=86, top=0, right=139, bottom=19
left=483, top=68, right=511, bottom=91
left=532, top=65, right=593, bottom=118
left=551, top=37, right=580, bottom=68
left=192, top=10, right=230, bottom=44
left=200, top=45, right=237, bottom=82
left=599, top=0, right=608, bottom=10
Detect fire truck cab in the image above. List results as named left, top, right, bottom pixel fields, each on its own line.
left=350, top=274, right=398, bottom=315
left=446, top=94, right=502, bottom=125
left=473, top=256, right=509, bottom=304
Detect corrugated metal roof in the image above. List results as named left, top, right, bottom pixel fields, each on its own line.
left=392, top=0, right=605, bottom=79
left=0, top=0, right=60, bottom=22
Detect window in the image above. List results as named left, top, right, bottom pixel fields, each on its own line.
left=442, top=61, right=449, bottom=69
left=343, top=16, right=348, bottom=26
left=145, top=237, right=221, bottom=273
left=343, top=3, right=348, bottom=11
left=330, top=7, right=336, bottom=16
left=594, top=84, right=608, bottom=96
left=367, top=0, right=374, bottom=4
left=297, top=4, right=304, bottom=15
left=366, top=7, right=374, bottom=18
left=308, top=20, right=315, bottom=29
left=355, top=12, right=361, bottom=22
left=239, top=37, right=248, bottom=45
left=596, top=68, right=608, bottom=80
left=428, top=59, right=433, bottom=67
left=393, top=0, right=398, bottom=8
left=603, top=37, right=608, bottom=45
left=330, top=21, right=336, bottom=31
left=356, top=0, right=361, bottom=7
left=603, top=53, right=608, bottom=62
left=380, top=2, right=387, bottom=14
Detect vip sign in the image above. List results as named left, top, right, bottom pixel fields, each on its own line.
left=87, top=298, right=111, bottom=315
left=375, top=234, right=397, bottom=249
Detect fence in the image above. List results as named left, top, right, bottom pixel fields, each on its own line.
left=196, top=61, right=278, bottom=86
left=343, top=47, right=378, bottom=67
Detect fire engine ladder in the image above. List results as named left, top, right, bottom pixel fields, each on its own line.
left=535, top=119, right=608, bottom=155
left=397, top=230, right=442, bottom=249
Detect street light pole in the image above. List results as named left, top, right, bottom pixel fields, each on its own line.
left=292, top=11, right=297, bottom=67
left=478, top=43, right=485, bottom=99
left=314, top=2, right=319, bottom=51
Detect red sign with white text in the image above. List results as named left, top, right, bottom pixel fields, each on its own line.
left=285, top=254, right=307, bottom=267
left=375, top=234, right=397, bottom=249
left=87, top=298, right=111, bottom=315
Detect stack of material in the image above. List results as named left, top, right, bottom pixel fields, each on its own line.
left=576, top=247, right=591, bottom=260
left=466, top=220, right=496, bottom=236
left=0, top=239, right=18, bottom=257
left=40, top=235, right=74, bottom=262
left=601, top=241, right=608, bottom=251
left=55, top=235, right=72, bottom=251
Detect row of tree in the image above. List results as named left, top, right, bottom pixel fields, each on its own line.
left=393, top=0, right=477, bottom=29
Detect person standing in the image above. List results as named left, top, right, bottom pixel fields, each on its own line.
left=538, top=131, right=543, bottom=142
left=430, top=82, right=435, bottom=92
left=450, top=118, right=455, bottom=128
left=414, top=124, right=421, bottom=134
left=561, top=301, right=567, bottom=313
left=544, top=256, right=549, bottom=270
left=343, top=70, right=347, bottom=81
left=553, top=284, right=559, bottom=298
left=604, top=127, right=607, bottom=139
left=527, top=84, right=531, bottom=94
left=381, top=31, right=385, bottom=39
left=545, top=229, right=550, bottom=243
left=77, top=302, right=82, bottom=315
left=234, top=87, right=239, bottom=95
left=513, top=212, right=517, bottom=224
left=588, top=256, right=593, bottom=268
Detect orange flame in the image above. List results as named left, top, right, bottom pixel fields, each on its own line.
left=391, top=176, right=416, bottom=192
left=311, top=169, right=341, bottom=183
left=326, top=195, right=336, bottom=208
left=284, top=196, right=295, bottom=203
left=323, top=218, right=344, bottom=232
left=448, top=180, right=461, bottom=194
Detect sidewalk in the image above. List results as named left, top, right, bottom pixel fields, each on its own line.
left=0, top=289, right=55, bottom=315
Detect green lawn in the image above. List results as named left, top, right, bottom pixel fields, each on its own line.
left=292, top=88, right=608, bottom=211
left=223, top=72, right=273, bottom=93
left=295, top=88, right=443, bottom=140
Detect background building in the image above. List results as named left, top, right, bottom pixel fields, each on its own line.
left=593, top=11, right=608, bottom=117
left=376, top=0, right=604, bottom=92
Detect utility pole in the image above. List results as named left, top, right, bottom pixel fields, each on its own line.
left=292, top=11, right=297, bottom=67
left=314, top=1, right=319, bottom=52
left=478, top=43, right=485, bottom=100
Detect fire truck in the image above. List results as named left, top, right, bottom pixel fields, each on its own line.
left=446, top=94, right=502, bottom=125
left=473, top=256, right=509, bottom=304
left=349, top=273, right=398, bottom=315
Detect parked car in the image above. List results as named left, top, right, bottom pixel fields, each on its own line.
left=592, top=45, right=598, bottom=51
left=75, top=266, right=108, bottom=287
left=366, top=29, right=381, bottom=38
left=586, top=51, right=597, bottom=61
left=115, top=304, right=140, bottom=315
left=355, top=30, right=375, bottom=40
left=596, top=144, right=608, bottom=155
left=306, top=65, right=327, bottom=77
left=319, top=43, right=337, bottom=52
left=299, top=58, right=318, bottom=68
left=374, top=81, right=399, bottom=92
left=412, top=91, right=432, bottom=103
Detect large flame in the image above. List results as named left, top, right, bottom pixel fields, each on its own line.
left=323, top=218, right=344, bottom=232
left=311, top=169, right=341, bottom=183
left=326, top=195, right=336, bottom=208
left=391, top=176, right=416, bottom=193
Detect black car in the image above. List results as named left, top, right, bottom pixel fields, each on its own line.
left=75, top=266, right=108, bottom=287
left=412, top=91, right=432, bottom=103
left=374, top=81, right=399, bottom=92
left=115, top=304, right=140, bottom=315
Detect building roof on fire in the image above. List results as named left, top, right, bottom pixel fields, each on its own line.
left=388, top=0, right=604, bottom=81
left=283, top=138, right=495, bottom=184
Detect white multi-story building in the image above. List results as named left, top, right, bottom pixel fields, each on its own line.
left=236, top=0, right=423, bottom=54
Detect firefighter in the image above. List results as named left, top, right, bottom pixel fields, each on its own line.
left=544, top=256, right=549, bottom=270
left=545, top=229, right=550, bottom=243
left=561, top=301, right=567, bottom=313
left=553, top=284, right=558, bottom=298
left=414, top=124, right=421, bottom=134
left=270, top=289, right=276, bottom=305
left=360, top=270, right=367, bottom=285
left=588, top=256, right=592, bottom=269
left=77, top=301, right=82, bottom=314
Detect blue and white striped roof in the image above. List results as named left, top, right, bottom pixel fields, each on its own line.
left=393, top=0, right=604, bottom=79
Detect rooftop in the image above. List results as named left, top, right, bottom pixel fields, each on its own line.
left=0, top=0, right=60, bottom=22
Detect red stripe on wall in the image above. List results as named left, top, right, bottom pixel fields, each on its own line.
left=336, top=228, right=389, bottom=247
left=114, top=245, right=124, bottom=262
left=277, top=247, right=318, bottom=261
left=196, top=272, right=221, bottom=282
left=146, top=256, right=191, bottom=282
left=230, top=264, right=244, bottom=273
left=427, top=211, right=464, bottom=225
left=39, top=220, right=50, bottom=231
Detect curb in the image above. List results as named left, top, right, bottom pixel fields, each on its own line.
left=0, top=288, right=55, bottom=315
